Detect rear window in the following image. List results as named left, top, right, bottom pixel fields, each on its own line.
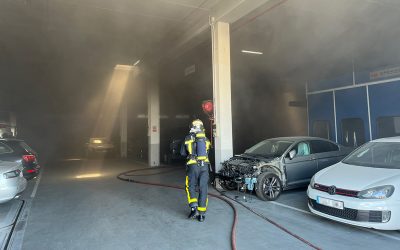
left=0, top=142, right=13, bottom=155
left=20, top=142, right=34, bottom=152
left=2, top=141, right=33, bottom=154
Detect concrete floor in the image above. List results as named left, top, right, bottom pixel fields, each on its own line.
left=6, top=158, right=400, bottom=250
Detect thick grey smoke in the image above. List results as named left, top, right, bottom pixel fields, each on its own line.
left=1, top=0, right=399, bottom=158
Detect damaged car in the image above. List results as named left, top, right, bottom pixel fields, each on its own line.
left=218, top=137, right=352, bottom=201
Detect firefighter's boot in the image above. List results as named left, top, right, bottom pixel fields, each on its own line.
left=188, top=207, right=198, bottom=219
left=197, top=214, right=205, bottom=222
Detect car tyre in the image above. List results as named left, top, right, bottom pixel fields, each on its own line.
left=255, top=172, right=282, bottom=201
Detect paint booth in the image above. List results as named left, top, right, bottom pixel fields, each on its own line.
left=307, top=65, right=400, bottom=147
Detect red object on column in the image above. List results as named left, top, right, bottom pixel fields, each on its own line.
left=202, top=100, right=213, bottom=114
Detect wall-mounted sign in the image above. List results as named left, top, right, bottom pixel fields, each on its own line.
left=370, top=66, right=400, bottom=80
left=184, top=64, right=196, bottom=76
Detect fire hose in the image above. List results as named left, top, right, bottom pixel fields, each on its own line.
left=117, top=166, right=321, bottom=250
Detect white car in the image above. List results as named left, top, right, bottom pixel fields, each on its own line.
left=0, top=161, right=27, bottom=204
left=308, top=137, right=400, bottom=230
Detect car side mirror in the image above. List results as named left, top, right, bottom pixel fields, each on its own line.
left=289, top=150, right=296, bottom=160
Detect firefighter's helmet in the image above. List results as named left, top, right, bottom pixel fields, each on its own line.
left=190, top=119, right=204, bottom=133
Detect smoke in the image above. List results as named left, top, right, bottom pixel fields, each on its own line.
left=1, top=0, right=399, bottom=158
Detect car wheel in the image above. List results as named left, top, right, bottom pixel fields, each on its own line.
left=255, top=172, right=282, bottom=201
left=219, top=179, right=238, bottom=191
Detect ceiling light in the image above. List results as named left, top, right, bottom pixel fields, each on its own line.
left=241, top=50, right=263, bottom=55
left=133, top=60, right=141, bottom=66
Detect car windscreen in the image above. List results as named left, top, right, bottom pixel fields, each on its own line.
left=244, top=140, right=293, bottom=158
left=342, top=141, right=400, bottom=169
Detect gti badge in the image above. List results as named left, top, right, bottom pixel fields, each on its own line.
left=328, top=185, right=336, bottom=195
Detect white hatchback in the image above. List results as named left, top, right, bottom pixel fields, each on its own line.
left=308, top=137, right=400, bottom=230
left=0, top=161, right=27, bottom=204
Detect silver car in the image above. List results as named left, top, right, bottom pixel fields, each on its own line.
left=86, top=137, right=115, bottom=155
left=218, top=136, right=352, bottom=201
left=0, top=161, right=27, bottom=204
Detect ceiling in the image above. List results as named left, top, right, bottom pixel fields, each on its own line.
left=0, top=0, right=223, bottom=66
left=231, top=0, right=400, bottom=84
left=1, top=0, right=400, bottom=112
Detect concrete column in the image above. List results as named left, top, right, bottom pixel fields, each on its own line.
left=147, top=77, right=160, bottom=167
left=120, top=93, right=127, bottom=158
left=211, top=21, right=233, bottom=172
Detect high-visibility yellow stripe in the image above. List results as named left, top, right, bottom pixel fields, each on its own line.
left=185, top=140, right=194, bottom=155
left=206, top=140, right=211, bottom=150
left=185, top=139, right=194, bottom=144
left=189, top=198, right=198, bottom=203
left=198, top=207, right=207, bottom=212
left=196, top=133, right=205, bottom=138
left=185, top=176, right=191, bottom=204
left=187, top=159, right=197, bottom=165
left=197, top=156, right=208, bottom=160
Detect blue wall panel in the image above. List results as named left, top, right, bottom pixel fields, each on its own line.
left=335, top=87, right=370, bottom=144
left=308, top=92, right=335, bottom=141
left=369, top=81, right=400, bottom=139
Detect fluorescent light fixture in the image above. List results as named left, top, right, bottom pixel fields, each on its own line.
left=241, top=50, right=263, bottom=55
left=76, top=173, right=102, bottom=179
left=115, top=64, right=134, bottom=70
left=63, top=158, right=83, bottom=161
left=175, top=114, right=190, bottom=119
left=133, top=60, right=141, bottom=66
left=137, top=114, right=148, bottom=119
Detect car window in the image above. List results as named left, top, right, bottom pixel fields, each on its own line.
left=20, top=142, right=34, bottom=153
left=343, top=142, right=400, bottom=169
left=245, top=139, right=293, bottom=158
left=0, top=142, right=13, bottom=155
left=310, top=140, right=339, bottom=153
left=294, top=141, right=311, bottom=156
left=3, top=141, right=29, bottom=154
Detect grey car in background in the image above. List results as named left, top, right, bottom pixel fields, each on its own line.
left=218, top=136, right=353, bottom=201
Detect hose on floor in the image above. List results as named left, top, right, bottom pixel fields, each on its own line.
left=213, top=188, right=321, bottom=250
left=117, top=166, right=238, bottom=250
left=117, top=166, right=321, bottom=250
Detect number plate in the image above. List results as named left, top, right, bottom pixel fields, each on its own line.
left=317, top=196, right=344, bottom=210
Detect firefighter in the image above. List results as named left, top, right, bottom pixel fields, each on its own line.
left=184, top=119, right=211, bottom=222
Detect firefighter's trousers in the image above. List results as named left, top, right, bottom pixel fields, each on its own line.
left=185, top=163, right=209, bottom=214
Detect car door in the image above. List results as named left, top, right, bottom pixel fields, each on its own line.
left=284, top=141, right=318, bottom=187
left=310, top=139, right=341, bottom=171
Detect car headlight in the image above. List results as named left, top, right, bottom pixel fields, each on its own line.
left=358, top=185, right=395, bottom=199
left=310, top=175, right=316, bottom=189
left=3, top=170, right=21, bottom=179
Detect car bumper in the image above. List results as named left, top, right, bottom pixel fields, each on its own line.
left=23, top=166, right=40, bottom=180
left=88, top=146, right=114, bottom=153
left=307, top=185, right=400, bottom=230
left=0, top=177, right=27, bottom=204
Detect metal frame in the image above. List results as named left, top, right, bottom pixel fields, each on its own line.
left=306, top=76, right=400, bottom=142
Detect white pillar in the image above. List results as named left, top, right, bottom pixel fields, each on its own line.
left=211, top=21, right=233, bottom=172
left=148, top=78, right=160, bottom=167
left=120, top=93, right=128, bottom=158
